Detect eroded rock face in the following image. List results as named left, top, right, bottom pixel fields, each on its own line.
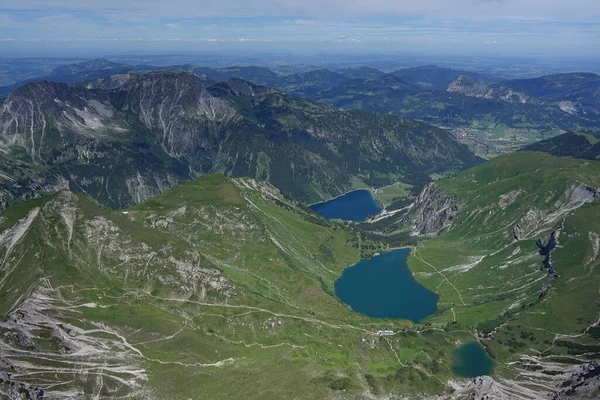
left=447, top=76, right=494, bottom=99
left=449, top=362, right=600, bottom=400
left=409, top=183, right=460, bottom=236
left=446, top=76, right=530, bottom=103
left=0, top=81, right=124, bottom=153
left=360, top=182, right=460, bottom=238
left=0, top=287, right=149, bottom=400
left=551, top=362, right=600, bottom=399
left=513, top=183, right=599, bottom=241
left=112, top=72, right=240, bottom=163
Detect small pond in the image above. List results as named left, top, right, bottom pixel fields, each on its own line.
left=451, top=341, right=496, bottom=378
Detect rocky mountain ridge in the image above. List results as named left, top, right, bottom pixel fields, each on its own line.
left=0, top=71, right=480, bottom=210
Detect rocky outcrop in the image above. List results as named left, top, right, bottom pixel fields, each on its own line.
left=537, top=228, right=561, bottom=277
left=363, top=183, right=460, bottom=237
left=513, top=183, right=599, bottom=241
left=449, top=361, right=600, bottom=400
left=550, top=362, right=600, bottom=399
left=0, top=373, right=50, bottom=400
left=0, top=287, right=149, bottom=400
left=447, top=76, right=531, bottom=104
left=409, top=183, right=460, bottom=236
left=447, top=75, right=494, bottom=98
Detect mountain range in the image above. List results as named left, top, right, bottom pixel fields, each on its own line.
left=0, top=58, right=599, bottom=399
left=3, top=61, right=599, bottom=151
left=0, top=72, right=479, bottom=210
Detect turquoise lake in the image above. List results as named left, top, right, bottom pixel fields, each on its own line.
left=310, top=189, right=382, bottom=221
left=451, top=341, right=496, bottom=378
left=334, top=248, right=439, bottom=322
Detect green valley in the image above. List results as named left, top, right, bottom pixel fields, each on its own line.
left=2, top=149, right=600, bottom=399
left=0, top=175, right=471, bottom=399
left=0, top=62, right=599, bottom=400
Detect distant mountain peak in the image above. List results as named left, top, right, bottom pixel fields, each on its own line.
left=449, top=75, right=475, bottom=85
left=447, top=75, right=493, bottom=98
left=391, top=65, right=501, bottom=88
left=447, top=75, right=532, bottom=104
left=413, top=64, right=443, bottom=70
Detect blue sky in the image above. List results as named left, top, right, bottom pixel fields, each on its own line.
left=0, top=0, right=599, bottom=56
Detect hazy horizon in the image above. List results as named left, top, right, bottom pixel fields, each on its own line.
left=1, top=0, right=599, bottom=58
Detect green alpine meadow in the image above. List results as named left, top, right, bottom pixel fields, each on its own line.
left=1, top=31, right=600, bottom=399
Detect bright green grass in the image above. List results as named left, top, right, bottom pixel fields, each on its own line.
left=374, top=181, right=413, bottom=207
left=3, top=158, right=599, bottom=399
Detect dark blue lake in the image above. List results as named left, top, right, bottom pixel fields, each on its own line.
left=451, top=341, right=496, bottom=378
left=310, top=189, right=382, bottom=222
left=334, top=248, right=439, bottom=322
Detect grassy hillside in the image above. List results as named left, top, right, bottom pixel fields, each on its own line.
left=1, top=152, right=599, bottom=398
left=405, top=152, right=600, bottom=396
left=0, top=175, right=476, bottom=399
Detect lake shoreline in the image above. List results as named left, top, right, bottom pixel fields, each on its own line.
left=335, top=247, right=439, bottom=322
left=309, top=189, right=382, bottom=221
left=308, top=187, right=382, bottom=208
left=451, top=340, right=496, bottom=378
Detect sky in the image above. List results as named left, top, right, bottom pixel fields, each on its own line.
left=0, top=0, right=599, bottom=57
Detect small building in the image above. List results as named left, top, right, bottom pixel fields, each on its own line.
left=374, top=330, right=394, bottom=336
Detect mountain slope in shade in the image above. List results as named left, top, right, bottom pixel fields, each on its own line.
left=191, top=65, right=281, bottom=86
left=523, top=130, right=600, bottom=160
left=48, top=58, right=127, bottom=76
left=497, top=73, right=600, bottom=101
left=0, top=72, right=480, bottom=210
